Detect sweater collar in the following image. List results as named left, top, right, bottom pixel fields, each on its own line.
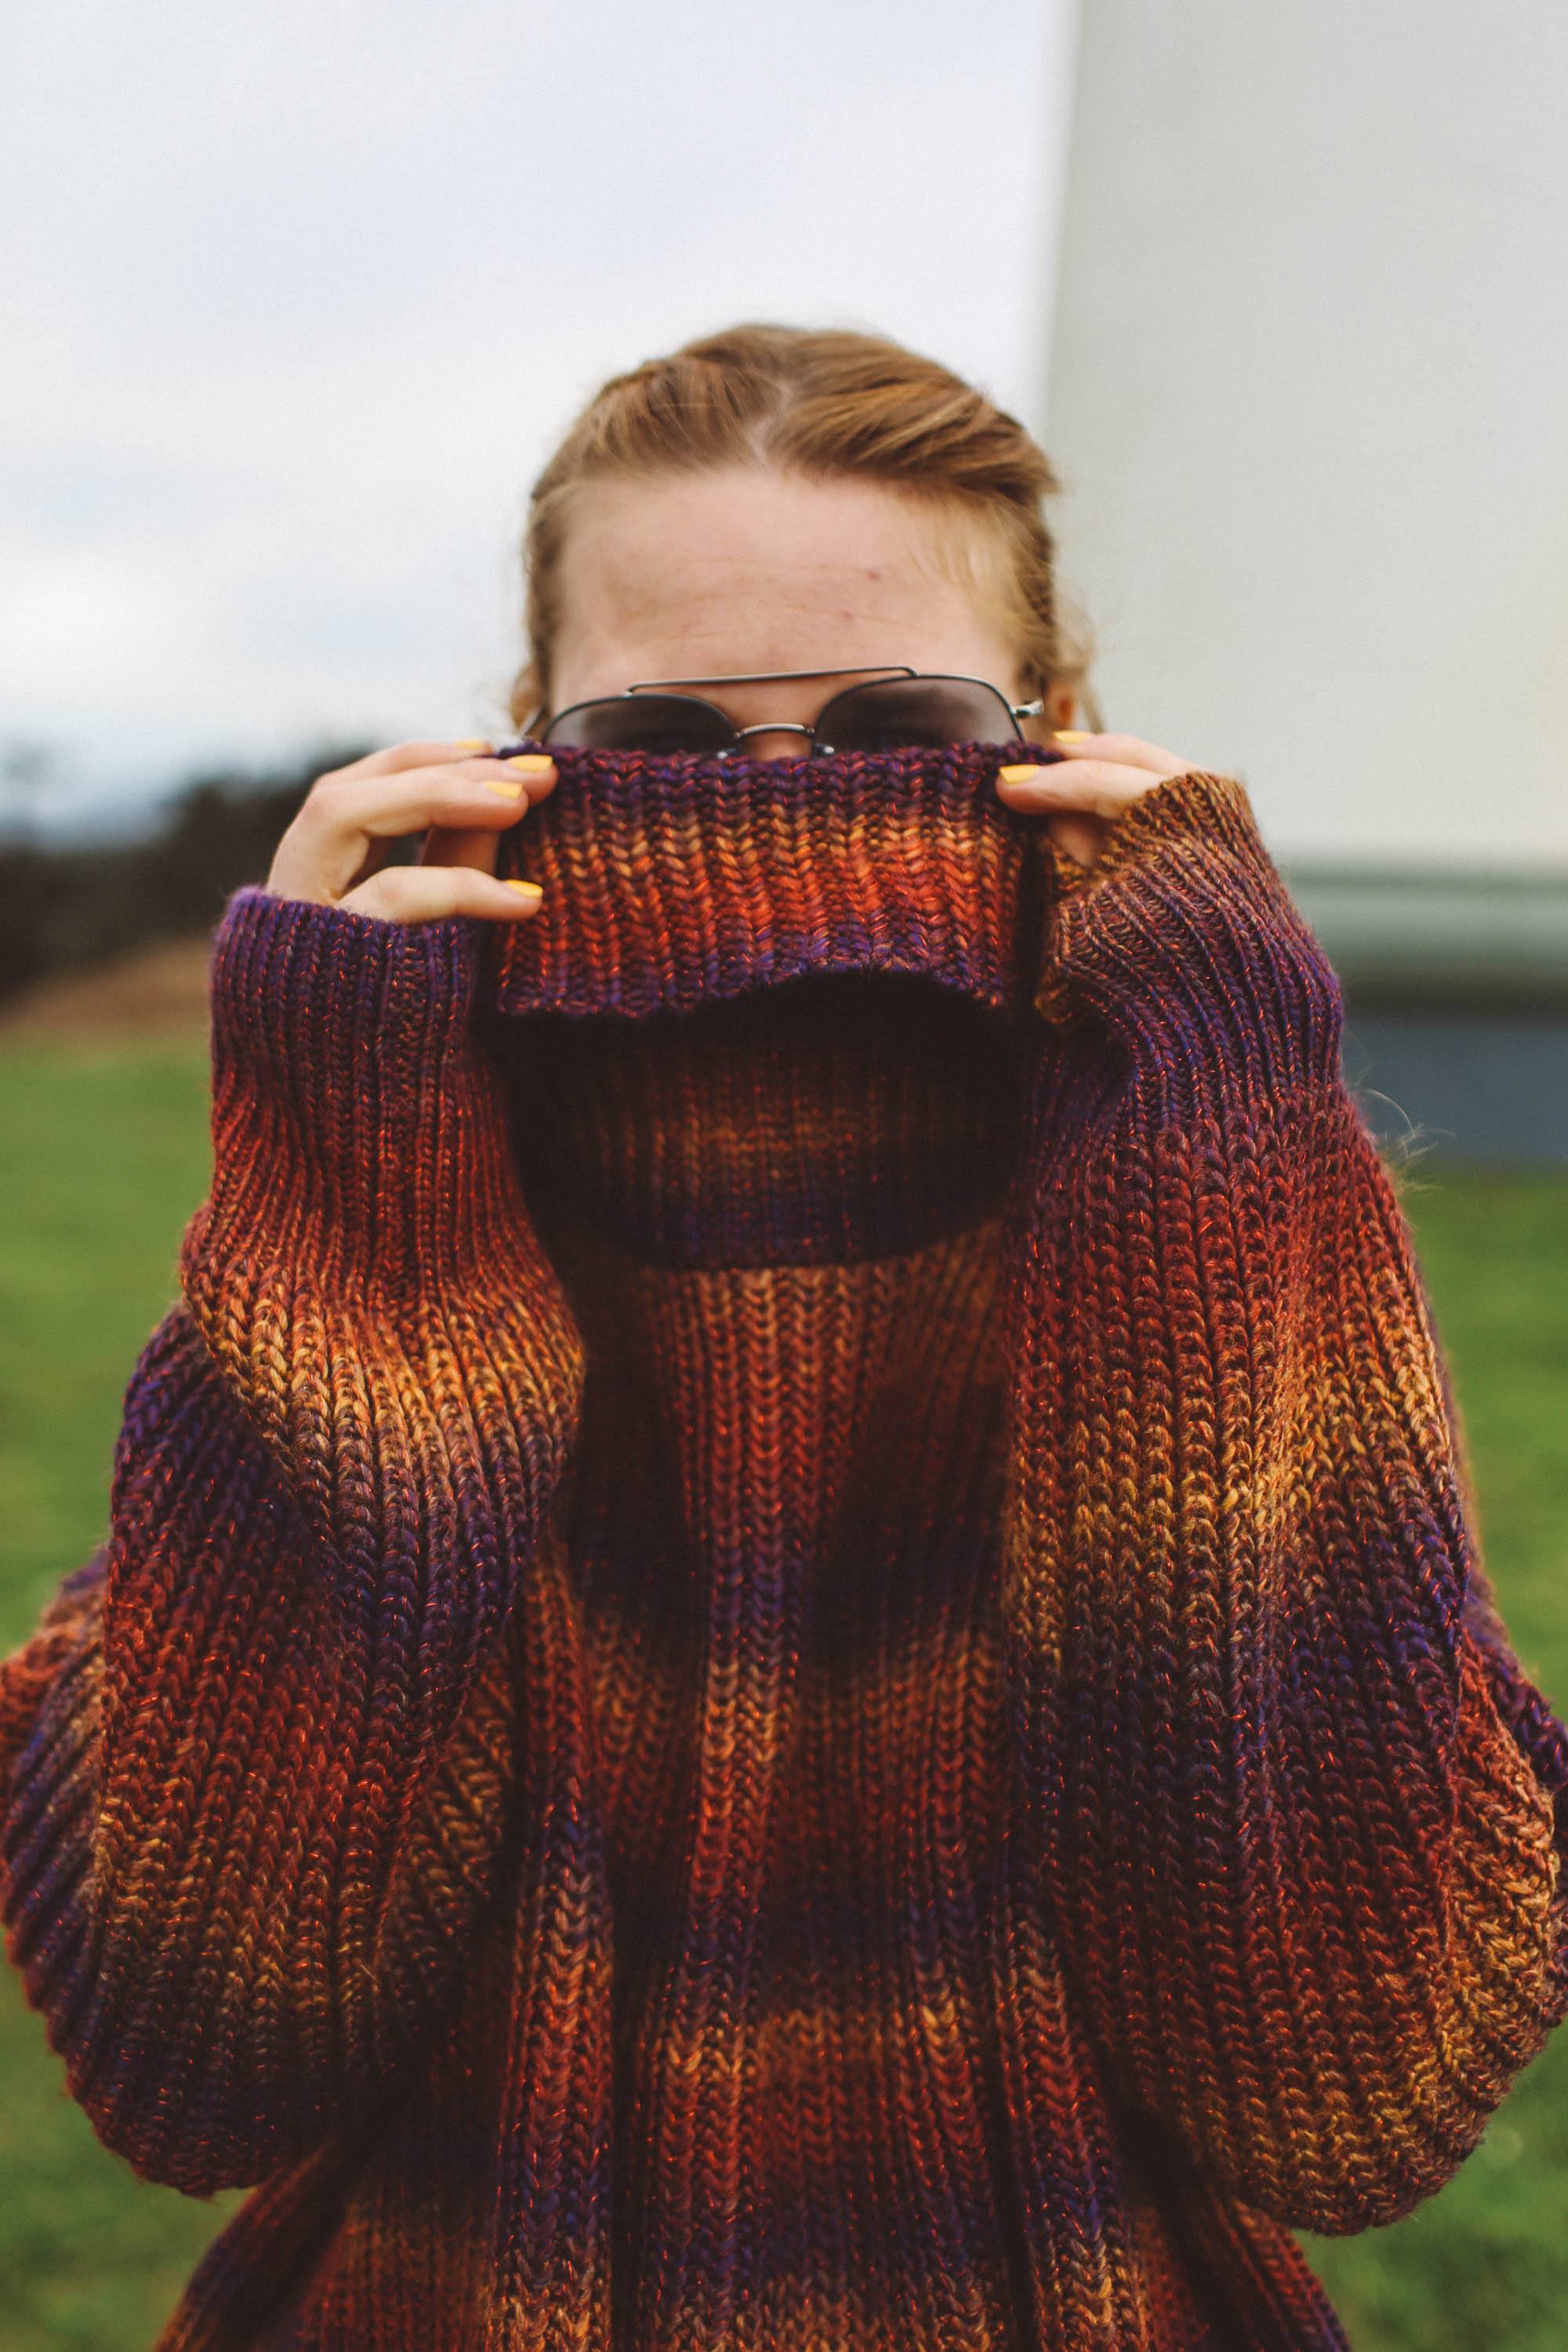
left=477, top=741, right=1058, bottom=1025
left=474, top=742, right=1058, bottom=1270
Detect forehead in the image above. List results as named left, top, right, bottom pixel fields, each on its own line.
left=553, top=466, right=1014, bottom=673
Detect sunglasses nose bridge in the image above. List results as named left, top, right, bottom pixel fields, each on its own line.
left=731, top=718, right=815, bottom=742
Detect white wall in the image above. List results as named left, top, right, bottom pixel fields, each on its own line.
left=1040, top=2, right=1568, bottom=864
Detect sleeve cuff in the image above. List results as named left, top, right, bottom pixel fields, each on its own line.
left=208, top=886, right=483, bottom=1123
left=1032, top=771, right=1347, bottom=1107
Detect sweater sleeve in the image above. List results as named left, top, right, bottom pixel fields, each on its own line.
left=0, top=886, right=586, bottom=2196
left=1000, top=771, right=1568, bottom=2237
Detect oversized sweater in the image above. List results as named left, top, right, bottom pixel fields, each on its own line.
left=2, top=739, right=1566, bottom=2352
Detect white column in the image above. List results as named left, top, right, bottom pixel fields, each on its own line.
left=1040, top=1, right=1568, bottom=865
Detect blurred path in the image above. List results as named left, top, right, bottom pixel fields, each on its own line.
left=0, top=938, right=211, bottom=1041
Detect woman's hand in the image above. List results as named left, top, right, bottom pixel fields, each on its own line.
left=995, top=731, right=1200, bottom=873
left=263, top=739, right=557, bottom=923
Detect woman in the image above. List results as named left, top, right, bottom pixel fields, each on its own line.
left=2, top=323, right=1564, bottom=2350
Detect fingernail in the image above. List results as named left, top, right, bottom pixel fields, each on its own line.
left=1054, top=730, right=1091, bottom=742
left=456, top=736, right=493, bottom=751
left=484, top=779, right=526, bottom=799
left=503, top=879, right=543, bottom=902
left=1000, top=763, right=1052, bottom=785
left=507, top=753, right=555, bottom=773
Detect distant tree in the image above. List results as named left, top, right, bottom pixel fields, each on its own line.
left=0, top=739, right=379, bottom=1001
left=0, top=740, right=67, bottom=993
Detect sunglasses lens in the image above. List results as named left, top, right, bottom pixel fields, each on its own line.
left=814, top=677, right=1021, bottom=752
left=543, top=695, right=735, bottom=755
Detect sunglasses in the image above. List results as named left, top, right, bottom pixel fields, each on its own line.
left=521, top=666, right=1045, bottom=758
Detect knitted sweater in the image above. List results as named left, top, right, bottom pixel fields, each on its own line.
left=2, top=742, right=1566, bottom=2352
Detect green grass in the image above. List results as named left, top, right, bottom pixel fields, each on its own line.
left=0, top=1041, right=245, bottom=2352
left=0, top=1042, right=1565, bottom=2349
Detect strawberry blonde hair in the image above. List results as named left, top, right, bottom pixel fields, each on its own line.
left=506, top=321, right=1101, bottom=730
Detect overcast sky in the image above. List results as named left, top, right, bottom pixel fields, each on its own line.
left=2, top=0, right=1077, bottom=834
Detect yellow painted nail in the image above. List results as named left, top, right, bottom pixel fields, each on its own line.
left=1000, top=763, right=1051, bottom=784
left=503, top=879, right=543, bottom=900
left=1054, top=730, right=1091, bottom=742
left=484, top=779, right=526, bottom=799
left=456, top=737, right=492, bottom=751
left=507, top=753, right=556, bottom=772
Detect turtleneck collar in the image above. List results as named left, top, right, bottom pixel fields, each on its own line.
left=473, top=742, right=1060, bottom=1270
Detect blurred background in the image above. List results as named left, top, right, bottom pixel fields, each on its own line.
left=2, top=2, right=1564, bottom=2346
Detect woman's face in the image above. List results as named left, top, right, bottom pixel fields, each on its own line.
left=547, top=466, right=1075, bottom=756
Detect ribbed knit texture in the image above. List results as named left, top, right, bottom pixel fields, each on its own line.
left=2, top=740, right=1565, bottom=2350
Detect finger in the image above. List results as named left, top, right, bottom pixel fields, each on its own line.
left=419, top=750, right=557, bottom=873
left=272, top=757, right=555, bottom=902
left=323, top=736, right=503, bottom=785
left=339, top=864, right=546, bottom=924
left=997, top=760, right=1169, bottom=821
left=328, top=756, right=558, bottom=839
left=1051, top=731, right=1194, bottom=775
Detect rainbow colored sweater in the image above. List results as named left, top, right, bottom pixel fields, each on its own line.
left=2, top=742, right=1566, bottom=2351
